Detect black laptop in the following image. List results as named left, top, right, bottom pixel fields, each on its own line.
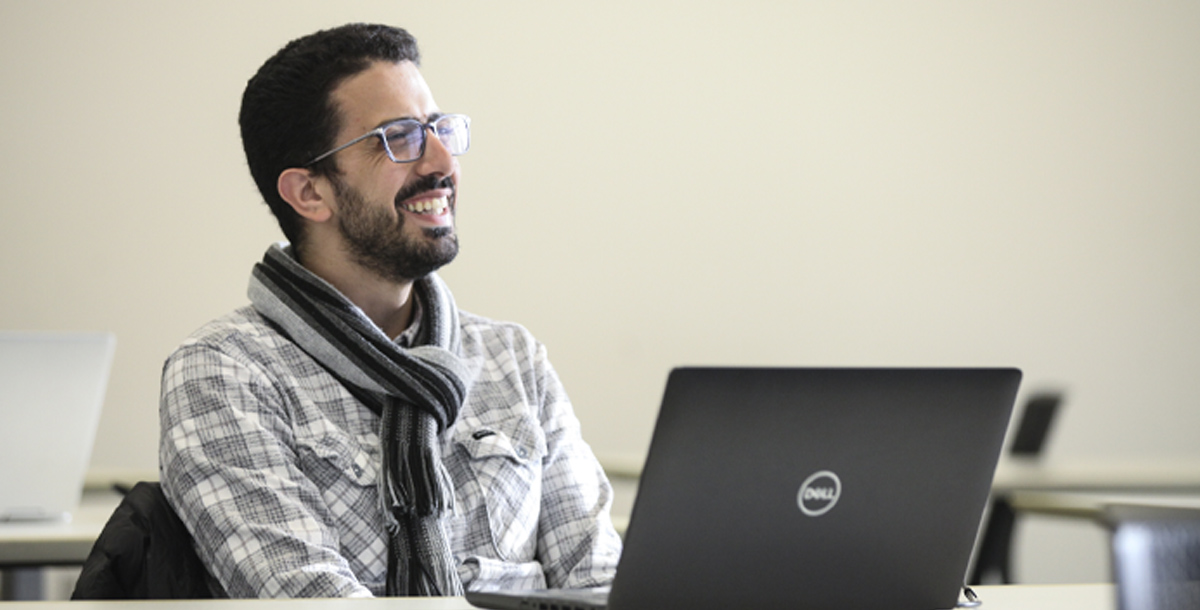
left=467, top=367, right=1021, bottom=610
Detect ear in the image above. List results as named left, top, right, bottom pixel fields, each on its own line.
left=277, top=168, right=333, bottom=223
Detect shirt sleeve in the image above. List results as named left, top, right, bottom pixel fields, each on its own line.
left=530, top=344, right=623, bottom=588
left=159, top=342, right=375, bottom=598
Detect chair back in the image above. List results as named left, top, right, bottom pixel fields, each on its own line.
left=71, top=482, right=215, bottom=599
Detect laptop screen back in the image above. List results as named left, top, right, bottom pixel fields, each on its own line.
left=609, top=367, right=1020, bottom=610
left=0, top=332, right=115, bottom=521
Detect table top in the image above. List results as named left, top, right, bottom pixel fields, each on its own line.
left=1010, top=489, right=1200, bottom=521
left=972, top=583, right=1113, bottom=609
left=0, top=584, right=1120, bottom=610
left=0, top=489, right=122, bottom=567
left=991, top=458, right=1200, bottom=492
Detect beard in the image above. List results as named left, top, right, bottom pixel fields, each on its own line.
left=331, top=173, right=459, bottom=283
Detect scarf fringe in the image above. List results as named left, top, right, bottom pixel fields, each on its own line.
left=379, top=409, right=457, bottom=526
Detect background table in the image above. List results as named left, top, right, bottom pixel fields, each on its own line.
left=0, top=488, right=123, bottom=600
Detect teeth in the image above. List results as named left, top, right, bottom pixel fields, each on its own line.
left=403, top=196, right=448, bottom=215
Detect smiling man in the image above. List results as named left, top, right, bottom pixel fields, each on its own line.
left=159, top=24, right=622, bottom=598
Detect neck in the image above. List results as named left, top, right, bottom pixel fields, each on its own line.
left=296, top=244, right=417, bottom=339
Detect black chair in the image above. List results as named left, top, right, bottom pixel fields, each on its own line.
left=969, top=392, right=1063, bottom=585
left=71, top=481, right=215, bottom=599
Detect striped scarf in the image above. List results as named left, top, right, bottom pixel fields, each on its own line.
left=247, top=243, right=468, bottom=596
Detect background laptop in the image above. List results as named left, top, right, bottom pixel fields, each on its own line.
left=468, top=366, right=1021, bottom=610
left=0, top=331, right=115, bottom=522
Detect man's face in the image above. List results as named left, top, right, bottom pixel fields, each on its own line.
left=323, top=60, right=461, bottom=282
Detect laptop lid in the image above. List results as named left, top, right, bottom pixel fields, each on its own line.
left=466, top=367, right=1019, bottom=610
left=606, top=367, right=1019, bottom=610
left=0, top=331, right=115, bottom=522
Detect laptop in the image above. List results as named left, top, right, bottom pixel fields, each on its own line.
left=467, top=367, right=1021, bottom=610
left=0, top=331, right=115, bottom=522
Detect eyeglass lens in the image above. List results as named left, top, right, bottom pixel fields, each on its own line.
left=383, top=115, right=470, bottom=162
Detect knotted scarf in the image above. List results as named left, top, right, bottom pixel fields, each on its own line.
left=247, top=243, right=468, bottom=596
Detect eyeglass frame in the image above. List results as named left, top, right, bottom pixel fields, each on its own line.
left=304, top=113, right=471, bottom=167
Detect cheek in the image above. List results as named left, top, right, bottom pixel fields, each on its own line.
left=449, top=165, right=463, bottom=196
left=376, top=164, right=417, bottom=193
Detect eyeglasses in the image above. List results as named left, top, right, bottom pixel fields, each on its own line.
left=305, top=113, right=471, bottom=166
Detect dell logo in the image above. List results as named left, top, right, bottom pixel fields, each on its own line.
left=803, top=487, right=837, bottom=501
left=797, top=470, right=841, bottom=517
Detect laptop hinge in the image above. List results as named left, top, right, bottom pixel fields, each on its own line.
left=956, top=585, right=982, bottom=608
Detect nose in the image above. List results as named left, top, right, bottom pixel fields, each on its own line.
left=415, top=126, right=456, bottom=177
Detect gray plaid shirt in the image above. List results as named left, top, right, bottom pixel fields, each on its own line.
left=159, top=305, right=621, bottom=598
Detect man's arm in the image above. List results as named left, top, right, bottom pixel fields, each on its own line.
left=531, top=345, right=623, bottom=588
left=159, top=342, right=375, bottom=598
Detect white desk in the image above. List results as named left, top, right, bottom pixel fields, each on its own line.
left=0, top=584, right=1121, bottom=610
left=0, top=489, right=122, bottom=600
left=973, top=583, right=1113, bottom=609
left=993, top=458, right=1200, bottom=494
left=0, top=488, right=122, bottom=567
left=1009, top=489, right=1200, bottom=522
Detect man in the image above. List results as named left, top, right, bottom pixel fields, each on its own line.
left=159, top=23, right=622, bottom=598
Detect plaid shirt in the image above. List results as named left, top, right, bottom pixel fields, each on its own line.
left=159, top=305, right=621, bottom=598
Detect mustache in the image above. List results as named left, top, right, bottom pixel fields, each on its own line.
left=394, top=174, right=455, bottom=206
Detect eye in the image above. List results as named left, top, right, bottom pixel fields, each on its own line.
left=383, top=123, right=420, bottom=146
left=435, top=116, right=466, bottom=136
left=379, top=121, right=424, bottom=159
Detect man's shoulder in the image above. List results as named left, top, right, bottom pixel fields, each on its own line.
left=170, top=306, right=291, bottom=361
left=457, top=310, right=542, bottom=350
left=457, top=309, right=523, bottom=331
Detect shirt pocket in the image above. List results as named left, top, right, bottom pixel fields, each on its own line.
left=451, top=412, right=547, bottom=559
left=300, top=427, right=379, bottom=494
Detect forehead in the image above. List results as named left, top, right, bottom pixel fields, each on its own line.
left=330, top=60, right=438, bottom=134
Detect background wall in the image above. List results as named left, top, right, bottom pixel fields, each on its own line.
left=2, top=0, right=1197, bottom=584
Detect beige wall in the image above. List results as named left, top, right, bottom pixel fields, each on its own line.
left=2, top=1, right=1197, bottom=583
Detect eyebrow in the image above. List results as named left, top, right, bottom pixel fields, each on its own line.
left=373, top=111, right=446, bottom=130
